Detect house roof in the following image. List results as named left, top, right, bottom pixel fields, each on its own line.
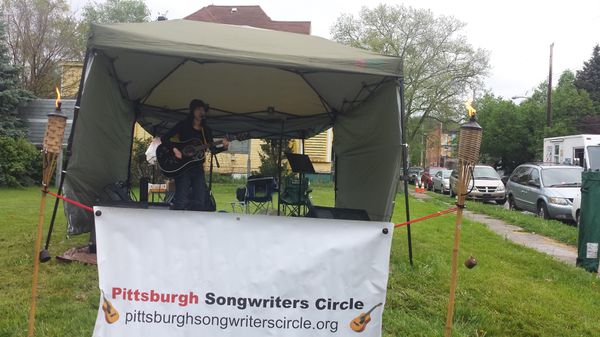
left=184, top=5, right=311, bottom=35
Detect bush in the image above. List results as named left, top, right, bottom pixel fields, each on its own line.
left=130, top=137, right=157, bottom=185
left=0, top=136, right=41, bottom=187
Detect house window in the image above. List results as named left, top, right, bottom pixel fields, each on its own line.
left=226, top=139, right=249, bottom=154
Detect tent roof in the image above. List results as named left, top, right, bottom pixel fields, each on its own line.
left=86, top=20, right=402, bottom=139
left=89, top=19, right=401, bottom=77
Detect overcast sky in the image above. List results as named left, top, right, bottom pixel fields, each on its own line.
left=69, top=0, right=600, bottom=100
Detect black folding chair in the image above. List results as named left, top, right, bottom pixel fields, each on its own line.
left=280, top=176, right=312, bottom=216
left=245, top=175, right=275, bottom=214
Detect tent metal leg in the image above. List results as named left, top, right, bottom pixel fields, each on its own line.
left=277, top=119, right=284, bottom=216
left=41, top=168, right=66, bottom=262
left=398, top=78, right=414, bottom=267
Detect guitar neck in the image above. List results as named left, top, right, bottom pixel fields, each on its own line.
left=366, top=303, right=383, bottom=315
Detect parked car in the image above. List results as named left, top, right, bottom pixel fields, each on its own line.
left=506, top=163, right=583, bottom=220
left=449, top=165, right=506, bottom=204
left=432, top=169, right=452, bottom=194
left=572, top=192, right=581, bottom=226
left=421, top=166, right=444, bottom=190
left=407, top=167, right=424, bottom=184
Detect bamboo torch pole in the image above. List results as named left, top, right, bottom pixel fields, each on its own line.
left=444, top=101, right=482, bottom=337
left=28, top=88, right=66, bottom=337
left=444, top=163, right=470, bottom=336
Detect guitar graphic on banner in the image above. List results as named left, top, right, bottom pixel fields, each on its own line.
left=156, top=133, right=249, bottom=177
left=101, top=291, right=119, bottom=324
left=349, top=302, right=383, bottom=333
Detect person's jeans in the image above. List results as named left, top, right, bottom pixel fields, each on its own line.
left=172, top=165, right=206, bottom=210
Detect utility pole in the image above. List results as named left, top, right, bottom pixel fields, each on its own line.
left=547, top=43, right=554, bottom=128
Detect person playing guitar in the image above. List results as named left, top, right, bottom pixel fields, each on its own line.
left=160, top=99, right=229, bottom=210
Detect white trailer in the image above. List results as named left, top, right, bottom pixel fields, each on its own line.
left=543, top=134, right=600, bottom=170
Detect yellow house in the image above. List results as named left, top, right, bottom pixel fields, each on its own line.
left=60, top=63, right=333, bottom=176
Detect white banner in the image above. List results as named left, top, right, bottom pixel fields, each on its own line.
left=92, top=207, right=393, bottom=337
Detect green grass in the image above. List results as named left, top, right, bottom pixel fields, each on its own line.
left=425, top=191, right=579, bottom=246
left=1, top=185, right=599, bottom=336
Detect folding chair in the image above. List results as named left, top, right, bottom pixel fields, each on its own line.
left=230, top=186, right=247, bottom=212
left=280, top=176, right=312, bottom=216
left=245, top=176, right=275, bottom=214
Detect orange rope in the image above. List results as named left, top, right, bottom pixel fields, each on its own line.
left=395, top=207, right=459, bottom=228
left=45, top=190, right=93, bottom=212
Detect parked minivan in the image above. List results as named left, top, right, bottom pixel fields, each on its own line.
left=506, top=163, right=583, bottom=220
left=449, top=165, right=506, bottom=204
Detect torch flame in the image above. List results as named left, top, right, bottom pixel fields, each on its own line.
left=55, top=86, right=61, bottom=109
left=465, top=100, right=476, bottom=118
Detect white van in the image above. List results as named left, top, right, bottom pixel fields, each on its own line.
left=543, top=134, right=600, bottom=170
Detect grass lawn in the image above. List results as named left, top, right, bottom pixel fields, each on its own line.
left=1, top=184, right=599, bottom=336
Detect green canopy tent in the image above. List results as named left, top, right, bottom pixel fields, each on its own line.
left=61, top=19, right=405, bottom=235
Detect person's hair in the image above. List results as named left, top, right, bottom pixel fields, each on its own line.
left=188, top=99, right=209, bottom=117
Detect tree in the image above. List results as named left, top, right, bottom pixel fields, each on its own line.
left=82, top=0, right=150, bottom=24
left=2, top=0, right=80, bottom=97
left=257, top=139, right=293, bottom=183
left=77, top=0, right=150, bottom=51
left=477, top=94, right=533, bottom=173
left=331, top=4, right=490, bottom=142
left=551, top=70, right=597, bottom=135
left=0, top=15, right=32, bottom=137
left=575, top=45, right=600, bottom=103
left=479, top=70, right=600, bottom=174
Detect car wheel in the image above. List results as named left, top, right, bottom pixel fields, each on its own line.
left=508, top=195, right=519, bottom=211
left=537, top=201, right=550, bottom=220
left=450, top=185, right=456, bottom=197
left=496, top=198, right=507, bottom=205
left=576, top=211, right=580, bottom=228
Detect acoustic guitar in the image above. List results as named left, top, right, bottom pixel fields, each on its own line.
left=156, top=133, right=248, bottom=177
left=349, top=302, right=382, bottom=332
left=101, top=293, right=119, bottom=324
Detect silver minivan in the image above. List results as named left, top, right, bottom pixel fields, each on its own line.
left=506, top=163, right=583, bottom=220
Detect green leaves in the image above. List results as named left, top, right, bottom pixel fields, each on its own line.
left=0, top=16, right=33, bottom=137
left=575, top=45, right=600, bottom=103
left=477, top=69, right=600, bottom=171
left=82, top=0, right=150, bottom=25
left=258, top=140, right=293, bottom=182
left=0, top=136, right=40, bottom=187
left=331, top=4, right=490, bottom=142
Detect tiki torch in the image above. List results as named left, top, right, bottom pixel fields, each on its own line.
left=444, top=100, right=482, bottom=337
left=28, top=87, right=67, bottom=337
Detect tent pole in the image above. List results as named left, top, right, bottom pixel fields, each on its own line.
left=277, top=119, right=284, bottom=216
left=41, top=49, right=91, bottom=262
left=209, top=153, right=214, bottom=190
left=301, top=138, right=305, bottom=215
left=125, top=109, right=139, bottom=198
left=333, top=153, right=337, bottom=201
left=398, top=77, right=414, bottom=267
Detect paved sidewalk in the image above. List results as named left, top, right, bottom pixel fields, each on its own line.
left=463, top=210, right=577, bottom=265
left=406, top=189, right=577, bottom=265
